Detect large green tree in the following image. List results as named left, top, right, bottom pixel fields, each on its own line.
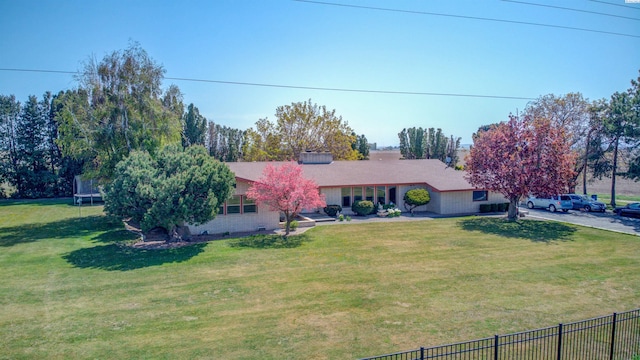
left=351, top=132, right=370, bottom=160
left=103, top=145, right=235, bottom=241
left=58, top=42, right=183, bottom=180
left=602, top=80, right=640, bottom=207
left=11, top=94, right=59, bottom=198
left=182, top=103, right=207, bottom=147
left=243, top=99, right=358, bottom=161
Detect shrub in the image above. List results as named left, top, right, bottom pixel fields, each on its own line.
left=504, top=203, right=510, bottom=212
left=388, top=208, right=402, bottom=217
left=338, top=214, right=344, bottom=222
left=479, top=204, right=492, bottom=213
left=403, top=188, right=430, bottom=214
left=352, top=200, right=375, bottom=216
left=290, top=220, right=299, bottom=231
left=345, top=216, right=352, bottom=221
left=497, top=203, right=505, bottom=212
left=490, top=203, right=498, bottom=212
left=323, top=204, right=342, bottom=217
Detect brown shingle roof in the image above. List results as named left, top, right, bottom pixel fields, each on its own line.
left=226, top=159, right=475, bottom=192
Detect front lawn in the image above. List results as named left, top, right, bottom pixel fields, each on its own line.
left=1, top=199, right=638, bottom=359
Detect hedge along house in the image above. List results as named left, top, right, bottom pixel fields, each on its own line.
left=187, top=152, right=507, bottom=236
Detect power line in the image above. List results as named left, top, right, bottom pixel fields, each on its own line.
left=292, top=0, right=640, bottom=39
left=501, top=0, right=640, bottom=21
left=587, top=0, right=640, bottom=11
left=0, top=67, right=536, bottom=100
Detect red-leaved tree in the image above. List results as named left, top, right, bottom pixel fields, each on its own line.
left=246, top=163, right=326, bottom=235
left=465, top=115, right=576, bottom=220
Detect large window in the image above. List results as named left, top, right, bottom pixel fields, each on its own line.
left=377, top=186, right=386, bottom=205
left=365, top=186, right=374, bottom=202
left=341, top=187, right=351, bottom=207
left=219, top=195, right=257, bottom=215
left=473, top=190, right=488, bottom=202
left=243, top=197, right=257, bottom=213
left=226, top=195, right=241, bottom=213
left=353, top=187, right=363, bottom=202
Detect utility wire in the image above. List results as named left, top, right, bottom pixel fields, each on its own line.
left=587, top=0, right=640, bottom=11
left=292, top=0, right=640, bottom=39
left=0, top=67, right=536, bottom=100
left=501, top=0, right=640, bottom=21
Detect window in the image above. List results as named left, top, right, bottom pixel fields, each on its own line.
left=473, top=190, right=488, bottom=202
left=377, top=186, right=386, bottom=205
left=226, top=195, right=241, bottom=214
left=353, top=187, right=363, bottom=202
left=365, top=186, right=374, bottom=202
left=341, top=187, right=351, bottom=207
left=243, top=197, right=257, bottom=213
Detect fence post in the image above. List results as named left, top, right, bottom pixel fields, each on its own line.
left=556, top=323, right=563, bottom=360
left=609, top=312, right=617, bottom=360
left=420, top=346, right=424, bottom=360
left=494, top=334, right=499, bottom=360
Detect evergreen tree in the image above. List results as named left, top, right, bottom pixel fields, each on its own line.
left=182, top=103, right=207, bottom=147
left=14, top=94, right=55, bottom=198
left=103, top=145, right=235, bottom=241
left=0, top=95, right=20, bottom=197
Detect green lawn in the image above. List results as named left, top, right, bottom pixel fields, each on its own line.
left=596, top=194, right=640, bottom=206
left=1, top=199, right=639, bottom=359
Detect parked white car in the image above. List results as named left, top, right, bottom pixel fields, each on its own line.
left=526, top=195, right=573, bottom=213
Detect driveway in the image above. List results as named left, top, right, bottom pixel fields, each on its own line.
left=521, top=207, right=640, bottom=236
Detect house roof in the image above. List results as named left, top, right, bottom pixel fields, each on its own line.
left=226, top=158, right=476, bottom=192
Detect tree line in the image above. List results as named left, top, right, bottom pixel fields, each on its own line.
left=398, top=127, right=461, bottom=166
left=0, top=43, right=375, bottom=198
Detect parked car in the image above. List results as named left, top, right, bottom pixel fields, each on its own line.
left=526, top=195, right=573, bottom=212
left=565, top=194, right=606, bottom=212
left=614, top=203, right=640, bottom=218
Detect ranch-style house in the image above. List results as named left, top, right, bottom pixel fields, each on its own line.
left=187, top=152, right=507, bottom=236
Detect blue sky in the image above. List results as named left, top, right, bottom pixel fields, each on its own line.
left=1, top=0, right=639, bottom=146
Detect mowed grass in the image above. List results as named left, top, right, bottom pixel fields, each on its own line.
left=1, top=200, right=639, bottom=359
left=596, top=194, right=640, bottom=206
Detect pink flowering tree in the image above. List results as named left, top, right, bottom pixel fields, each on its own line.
left=246, top=163, right=326, bottom=235
left=465, top=115, right=576, bottom=221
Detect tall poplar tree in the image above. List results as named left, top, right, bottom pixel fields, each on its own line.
left=182, top=103, right=207, bottom=147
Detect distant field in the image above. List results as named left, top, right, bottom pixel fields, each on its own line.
left=1, top=199, right=639, bottom=359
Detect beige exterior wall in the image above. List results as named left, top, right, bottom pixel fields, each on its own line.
left=188, top=207, right=280, bottom=235
left=321, top=187, right=341, bottom=207
left=397, top=185, right=437, bottom=213
left=187, top=179, right=280, bottom=235
left=439, top=190, right=508, bottom=214
left=235, top=181, right=251, bottom=194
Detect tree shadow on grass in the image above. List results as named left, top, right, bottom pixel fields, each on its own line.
left=0, top=215, right=133, bottom=247
left=228, top=234, right=310, bottom=249
left=63, top=243, right=207, bottom=271
left=458, top=217, right=577, bottom=243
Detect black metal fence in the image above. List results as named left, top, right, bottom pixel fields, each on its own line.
left=360, top=308, right=640, bottom=360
